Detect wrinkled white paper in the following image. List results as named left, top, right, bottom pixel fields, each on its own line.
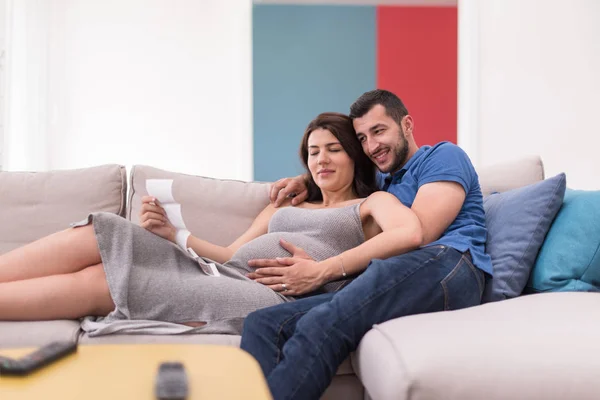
left=146, top=179, right=187, bottom=230
left=146, top=179, right=219, bottom=276
left=146, top=179, right=176, bottom=204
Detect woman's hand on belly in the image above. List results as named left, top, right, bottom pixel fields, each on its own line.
left=246, top=239, right=327, bottom=296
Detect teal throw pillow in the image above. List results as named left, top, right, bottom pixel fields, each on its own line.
left=525, top=188, right=600, bottom=293
left=482, top=173, right=566, bottom=303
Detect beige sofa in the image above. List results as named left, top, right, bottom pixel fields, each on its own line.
left=1, top=160, right=599, bottom=400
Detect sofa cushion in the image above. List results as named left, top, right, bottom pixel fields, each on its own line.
left=482, top=173, right=566, bottom=302
left=353, top=292, right=600, bottom=400
left=128, top=165, right=271, bottom=246
left=525, top=188, right=600, bottom=293
left=79, top=333, right=243, bottom=346
left=0, top=321, right=81, bottom=349
left=0, top=165, right=127, bottom=254
left=477, top=155, right=545, bottom=196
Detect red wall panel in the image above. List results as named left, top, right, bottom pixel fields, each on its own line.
left=377, top=6, right=457, bottom=145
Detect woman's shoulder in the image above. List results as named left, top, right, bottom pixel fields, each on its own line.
left=258, top=199, right=295, bottom=220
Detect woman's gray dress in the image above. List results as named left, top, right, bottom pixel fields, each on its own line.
left=77, top=203, right=365, bottom=336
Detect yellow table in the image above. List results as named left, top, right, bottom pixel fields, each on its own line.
left=0, top=344, right=272, bottom=399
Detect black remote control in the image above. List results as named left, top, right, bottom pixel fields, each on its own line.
left=155, top=361, right=189, bottom=400
left=0, top=355, right=19, bottom=375
left=0, top=341, right=78, bottom=376
left=0, top=355, right=16, bottom=363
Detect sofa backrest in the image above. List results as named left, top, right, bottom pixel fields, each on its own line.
left=478, top=156, right=544, bottom=196
left=0, top=155, right=545, bottom=254
left=127, top=157, right=544, bottom=247
left=0, top=164, right=127, bottom=254
left=128, top=165, right=271, bottom=246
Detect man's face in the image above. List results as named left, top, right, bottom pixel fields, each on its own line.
left=353, top=104, right=409, bottom=174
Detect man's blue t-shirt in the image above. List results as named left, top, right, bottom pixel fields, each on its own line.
left=376, top=142, right=493, bottom=275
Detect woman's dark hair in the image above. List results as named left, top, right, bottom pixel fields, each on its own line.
left=299, top=112, right=378, bottom=202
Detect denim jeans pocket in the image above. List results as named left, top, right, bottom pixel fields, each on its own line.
left=422, top=244, right=450, bottom=260
left=462, top=253, right=485, bottom=297
left=440, top=254, right=485, bottom=311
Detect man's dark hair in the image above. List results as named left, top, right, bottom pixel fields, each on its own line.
left=299, top=112, right=378, bottom=202
left=349, top=89, right=409, bottom=126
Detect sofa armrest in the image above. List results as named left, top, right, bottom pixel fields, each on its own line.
left=353, top=292, right=600, bottom=400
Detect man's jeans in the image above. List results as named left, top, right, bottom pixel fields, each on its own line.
left=240, top=245, right=485, bottom=400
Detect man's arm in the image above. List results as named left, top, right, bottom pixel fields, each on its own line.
left=411, top=181, right=466, bottom=245
left=246, top=185, right=466, bottom=295
left=248, top=192, right=424, bottom=295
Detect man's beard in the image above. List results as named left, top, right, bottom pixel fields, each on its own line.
left=385, top=133, right=409, bottom=174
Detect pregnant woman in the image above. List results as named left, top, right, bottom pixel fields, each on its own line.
left=0, top=112, right=422, bottom=336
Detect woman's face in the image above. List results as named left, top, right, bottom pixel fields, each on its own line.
left=307, top=128, right=355, bottom=193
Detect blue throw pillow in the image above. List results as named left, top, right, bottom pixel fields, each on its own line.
left=525, top=188, right=600, bottom=293
left=482, top=173, right=566, bottom=302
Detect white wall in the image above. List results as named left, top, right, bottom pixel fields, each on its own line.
left=460, top=0, right=600, bottom=190
left=3, top=0, right=51, bottom=172
left=0, top=0, right=5, bottom=169
left=5, top=0, right=253, bottom=180
left=256, top=0, right=456, bottom=4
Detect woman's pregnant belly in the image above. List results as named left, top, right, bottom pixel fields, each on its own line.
left=226, top=232, right=337, bottom=273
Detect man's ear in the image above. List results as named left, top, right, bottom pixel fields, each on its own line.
left=401, top=115, right=414, bottom=137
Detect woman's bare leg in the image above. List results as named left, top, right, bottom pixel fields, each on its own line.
left=0, top=225, right=101, bottom=283
left=0, top=263, right=115, bottom=320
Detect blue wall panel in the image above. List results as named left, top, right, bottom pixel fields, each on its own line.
left=253, top=5, right=376, bottom=182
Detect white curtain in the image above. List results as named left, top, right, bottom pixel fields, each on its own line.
left=2, top=0, right=50, bottom=171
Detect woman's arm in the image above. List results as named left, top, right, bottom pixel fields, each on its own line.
left=140, top=196, right=283, bottom=264
left=187, top=203, right=281, bottom=263
left=318, top=192, right=423, bottom=281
